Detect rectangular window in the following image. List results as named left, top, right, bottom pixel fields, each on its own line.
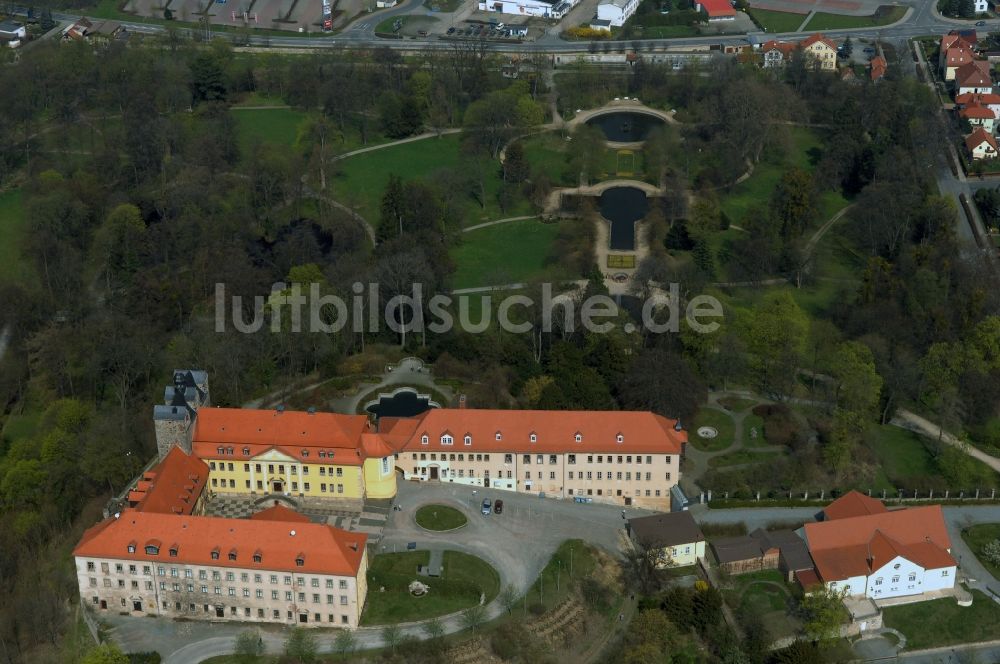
left=523, top=454, right=530, bottom=464
left=340, top=596, right=348, bottom=605
left=568, top=454, right=576, bottom=464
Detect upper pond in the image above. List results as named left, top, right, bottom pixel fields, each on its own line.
left=586, top=112, right=665, bottom=142
left=365, top=389, right=436, bottom=419
left=599, top=187, right=648, bottom=252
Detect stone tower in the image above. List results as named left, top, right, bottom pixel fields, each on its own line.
left=153, top=370, right=210, bottom=459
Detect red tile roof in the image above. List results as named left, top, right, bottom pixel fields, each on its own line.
left=250, top=503, right=312, bottom=523
left=698, top=0, right=736, bottom=17
left=386, top=408, right=686, bottom=454
left=967, top=127, right=999, bottom=152
left=801, top=33, right=837, bottom=51
left=945, top=46, right=975, bottom=69
left=192, top=408, right=381, bottom=464
left=762, top=40, right=797, bottom=57
left=822, top=491, right=889, bottom=520
left=959, top=105, right=996, bottom=119
left=955, top=60, right=992, bottom=88
left=956, top=92, right=1000, bottom=105
left=804, top=505, right=954, bottom=582
left=870, top=55, right=887, bottom=81
left=941, top=31, right=977, bottom=53
left=74, top=511, right=366, bottom=576
left=128, top=447, right=209, bottom=515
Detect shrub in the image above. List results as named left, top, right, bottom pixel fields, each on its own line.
left=529, top=602, right=547, bottom=616
left=565, top=26, right=612, bottom=40
left=982, top=539, right=1000, bottom=566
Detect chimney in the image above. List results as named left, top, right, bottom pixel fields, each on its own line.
left=458, top=395, right=467, bottom=409
left=307, top=407, right=316, bottom=415
left=276, top=405, right=285, bottom=415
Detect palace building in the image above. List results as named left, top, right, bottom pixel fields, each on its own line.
left=380, top=408, right=686, bottom=510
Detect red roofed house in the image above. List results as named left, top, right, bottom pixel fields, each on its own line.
left=869, top=55, right=887, bottom=82
left=955, top=60, right=993, bottom=95
left=382, top=408, right=686, bottom=510
left=761, top=40, right=797, bottom=69
left=696, top=0, right=736, bottom=21
left=801, top=33, right=838, bottom=71
left=821, top=490, right=889, bottom=521
left=956, top=91, right=1000, bottom=117
left=127, top=447, right=209, bottom=516
left=959, top=103, right=997, bottom=133
left=940, top=31, right=978, bottom=80
left=967, top=127, right=999, bottom=160
left=73, top=511, right=368, bottom=626
left=802, top=501, right=956, bottom=600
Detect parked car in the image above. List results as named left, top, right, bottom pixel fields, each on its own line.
left=863, top=47, right=875, bottom=54
left=481, top=498, right=492, bottom=515
left=447, top=27, right=455, bottom=34
left=494, top=499, right=504, bottom=514
left=977, top=20, right=987, bottom=26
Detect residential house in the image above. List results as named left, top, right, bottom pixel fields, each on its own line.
left=954, top=60, right=993, bottom=95
left=628, top=511, right=705, bottom=567
left=955, top=91, right=1000, bottom=117
left=940, top=30, right=978, bottom=80
left=761, top=40, right=796, bottom=68
left=697, top=0, right=736, bottom=20
left=800, top=33, right=838, bottom=71
left=63, top=17, right=93, bottom=41
left=869, top=55, right=887, bottom=82
left=820, top=490, right=888, bottom=521
left=802, top=502, right=957, bottom=600
left=975, top=0, right=990, bottom=13
left=0, top=19, right=26, bottom=47
left=967, top=127, right=999, bottom=159
left=590, top=18, right=613, bottom=31
left=479, top=0, right=567, bottom=18
left=959, top=104, right=996, bottom=133
left=596, top=0, right=639, bottom=27
left=711, top=528, right=814, bottom=582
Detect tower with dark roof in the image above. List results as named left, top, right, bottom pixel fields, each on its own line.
left=154, top=370, right=210, bottom=459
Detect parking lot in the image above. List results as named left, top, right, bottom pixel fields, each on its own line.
left=124, top=0, right=326, bottom=32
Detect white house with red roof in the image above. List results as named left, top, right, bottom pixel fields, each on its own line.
left=967, top=127, right=999, bottom=159
left=802, top=493, right=956, bottom=601
left=696, top=0, right=735, bottom=21
left=955, top=60, right=994, bottom=95
left=761, top=40, right=797, bottom=68
left=956, top=92, right=1000, bottom=117
left=940, top=32, right=977, bottom=81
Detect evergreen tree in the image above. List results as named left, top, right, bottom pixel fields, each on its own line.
left=693, top=238, right=716, bottom=278
left=40, top=8, right=55, bottom=31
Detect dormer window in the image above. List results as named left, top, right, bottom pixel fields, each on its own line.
left=217, top=446, right=224, bottom=455
left=226, top=447, right=234, bottom=455
left=574, top=432, right=583, bottom=443
left=252, top=551, right=262, bottom=564
left=228, top=549, right=238, bottom=561
left=464, top=434, right=472, bottom=446
left=127, top=541, right=137, bottom=554
left=529, top=432, right=537, bottom=443
left=616, top=433, right=624, bottom=444
left=302, top=450, right=309, bottom=458
left=441, top=434, right=453, bottom=446
left=169, top=546, right=178, bottom=557
left=144, top=541, right=160, bottom=556
left=319, top=451, right=326, bottom=458
left=495, top=431, right=502, bottom=441
left=242, top=447, right=250, bottom=456
left=421, top=435, right=429, bottom=445
left=295, top=555, right=305, bottom=567
left=210, top=548, right=220, bottom=560
left=327, top=451, right=334, bottom=458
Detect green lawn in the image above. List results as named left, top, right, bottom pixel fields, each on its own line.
left=519, top=133, right=575, bottom=186
left=718, top=396, right=757, bottom=413
left=749, top=8, right=807, bottom=32
left=961, top=524, right=1000, bottom=581
left=361, top=550, right=499, bottom=625
left=708, top=449, right=783, bottom=468
left=691, top=408, right=736, bottom=453
left=232, top=107, right=312, bottom=154
left=0, top=190, right=29, bottom=287
left=451, top=219, right=570, bottom=290
left=415, top=504, right=468, bottom=531
left=883, top=589, right=1000, bottom=650
left=804, top=6, right=906, bottom=30
left=332, top=133, right=532, bottom=229
left=720, top=128, right=843, bottom=225
left=867, top=426, right=937, bottom=487
left=635, top=25, right=700, bottom=38
left=524, top=540, right=597, bottom=612
left=424, top=0, right=462, bottom=10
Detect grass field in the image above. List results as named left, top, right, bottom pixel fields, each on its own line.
left=519, top=133, right=576, bottom=186
left=723, top=569, right=801, bottom=640
left=362, top=550, right=499, bottom=625
left=333, top=133, right=532, bottom=229
left=451, top=219, right=569, bottom=289
left=0, top=190, right=29, bottom=287
left=720, top=128, right=848, bottom=225
left=743, top=413, right=769, bottom=448
left=232, top=107, right=311, bottom=154
left=691, top=408, right=736, bottom=453
left=415, top=504, right=468, bottom=531
left=867, top=426, right=937, bottom=487
left=804, top=6, right=906, bottom=30
left=748, top=8, right=807, bottom=32
left=961, top=524, right=1000, bottom=582
left=883, top=589, right=1000, bottom=649
left=524, top=540, right=597, bottom=612
left=636, top=25, right=700, bottom=38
